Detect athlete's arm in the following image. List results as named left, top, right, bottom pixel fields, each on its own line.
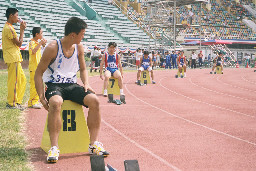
left=12, top=21, right=26, bottom=47
left=100, top=53, right=105, bottom=80
left=34, top=40, right=58, bottom=111
left=139, top=56, right=143, bottom=67
left=118, top=54, right=123, bottom=77
left=30, top=39, right=47, bottom=54
left=77, top=44, right=95, bottom=93
left=149, top=56, right=153, bottom=67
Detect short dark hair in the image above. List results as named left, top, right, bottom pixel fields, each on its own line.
left=6, top=8, right=18, bottom=19
left=144, top=51, right=149, bottom=55
left=32, top=27, right=41, bottom=37
left=65, top=17, right=87, bottom=36
left=108, top=42, right=117, bottom=47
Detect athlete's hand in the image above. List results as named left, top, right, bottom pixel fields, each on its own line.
left=20, top=21, right=26, bottom=31
left=40, top=98, right=49, bottom=111
left=100, top=74, right=104, bottom=80
left=40, top=38, right=47, bottom=47
left=84, top=84, right=95, bottom=94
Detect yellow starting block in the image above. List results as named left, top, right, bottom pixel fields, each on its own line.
left=176, top=68, right=184, bottom=78
left=41, top=100, right=90, bottom=154
left=215, top=66, right=222, bottom=74
left=102, top=76, right=120, bottom=95
left=141, top=70, right=151, bottom=84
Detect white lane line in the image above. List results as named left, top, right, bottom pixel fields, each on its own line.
left=241, top=76, right=256, bottom=85
left=100, top=104, right=147, bottom=107
left=189, top=78, right=256, bottom=103
left=102, top=119, right=181, bottom=171
left=216, top=76, right=256, bottom=93
left=125, top=78, right=256, bottom=147
left=159, top=77, right=254, bottom=118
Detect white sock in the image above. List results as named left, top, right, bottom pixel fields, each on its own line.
left=120, top=89, right=124, bottom=94
left=184, top=72, right=186, bottom=76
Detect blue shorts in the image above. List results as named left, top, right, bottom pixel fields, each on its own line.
left=106, top=67, right=118, bottom=76
left=142, top=65, right=149, bottom=70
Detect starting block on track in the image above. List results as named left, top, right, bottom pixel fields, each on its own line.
left=124, top=160, right=140, bottom=171
left=215, top=66, right=222, bottom=74
left=141, top=70, right=151, bottom=85
left=90, top=155, right=106, bottom=171
left=103, top=76, right=126, bottom=104
left=90, top=156, right=139, bottom=171
left=41, top=100, right=90, bottom=154
left=175, top=68, right=184, bottom=78
left=103, top=76, right=120, bottom=95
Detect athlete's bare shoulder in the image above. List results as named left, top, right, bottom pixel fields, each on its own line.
left=44, top=40, right=58, bottom=53
left=77, top=43, right=84, bottom=56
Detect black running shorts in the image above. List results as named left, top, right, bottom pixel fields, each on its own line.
left=45, top=83, right=93, bottom=108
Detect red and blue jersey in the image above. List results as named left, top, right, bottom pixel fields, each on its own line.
left=105, top=52, right=118, bottom=69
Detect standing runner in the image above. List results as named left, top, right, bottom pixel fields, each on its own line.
left=28, top=27, right=47, bottom=109
left=2, top=8, right=27, bottom=110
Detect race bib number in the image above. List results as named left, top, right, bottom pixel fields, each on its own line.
left=108, top=62, right=117, bottom=68
left=51, top=75, right=75, bottom=83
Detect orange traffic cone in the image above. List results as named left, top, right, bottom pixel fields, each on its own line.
left=246, top=61, right=249, bottom=68
left=236, top=61, right=239, bottom=68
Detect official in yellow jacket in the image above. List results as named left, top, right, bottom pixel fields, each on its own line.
left=2, top=8, right=26, bottom=110
left=28, top=27, right=47, bottom=108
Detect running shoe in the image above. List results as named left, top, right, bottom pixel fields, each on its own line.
left=88, top=141, right=109, bottom=156
left=103, top=89, right=108, bottom=97
left=28, top=103, right=42, bottom=109
left=47, top=146, right=60, bottom=163
left=152, top=81, right=156, bottom=84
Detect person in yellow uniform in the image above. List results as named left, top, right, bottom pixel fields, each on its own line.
left=28, top=27, right=47, bottom=108
left=2, top=8, right=26, bottom=110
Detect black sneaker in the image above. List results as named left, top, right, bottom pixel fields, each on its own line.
left=16, top=103, right=26, bottom=111
left=6, top=103, right=17, bottom=109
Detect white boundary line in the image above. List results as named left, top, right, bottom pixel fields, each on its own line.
left=125, top=78, right=256, bottom=147
left=216, top=76, right=256, bottom=93
left=102, top=119, right=182, bottom=171
left=189, top=78, right=256, bottom=103
left=159, top=77, right=254, bottom=118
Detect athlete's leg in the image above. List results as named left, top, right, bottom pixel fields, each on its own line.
left=16, top=62, right=26, bottom=105
left=113, top=70, right=123, bottom=89
left=212, top=63, right=216, bottom=71
left=104, top=70, right=111, bottom=90
left=48, top=95, right=64, bottom=147
left=137, top=67, right=143, bottom=80
left=148, top=67, right=154, bottom=81
left=184, top=64, right=187, bottom=72
left=83, top=94, right=101, bottom=144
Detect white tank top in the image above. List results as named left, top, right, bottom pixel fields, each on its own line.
left=43, top=39, right=79, bottom=83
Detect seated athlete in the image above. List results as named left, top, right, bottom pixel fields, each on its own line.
left=177, top=50, right=187, bottom=77
left=100, top=42, right=124, bottom=96
left=136, top=51, right=156, bottom=84
left=211, top=51, right=224, bottom=74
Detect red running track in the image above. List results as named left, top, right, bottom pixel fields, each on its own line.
left=26, top=68, right=256, bottom=171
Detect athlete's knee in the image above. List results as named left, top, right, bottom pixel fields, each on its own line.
left=86, top=94, right=100, bottom=109
left=49, top=97, right=63, bottom=110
